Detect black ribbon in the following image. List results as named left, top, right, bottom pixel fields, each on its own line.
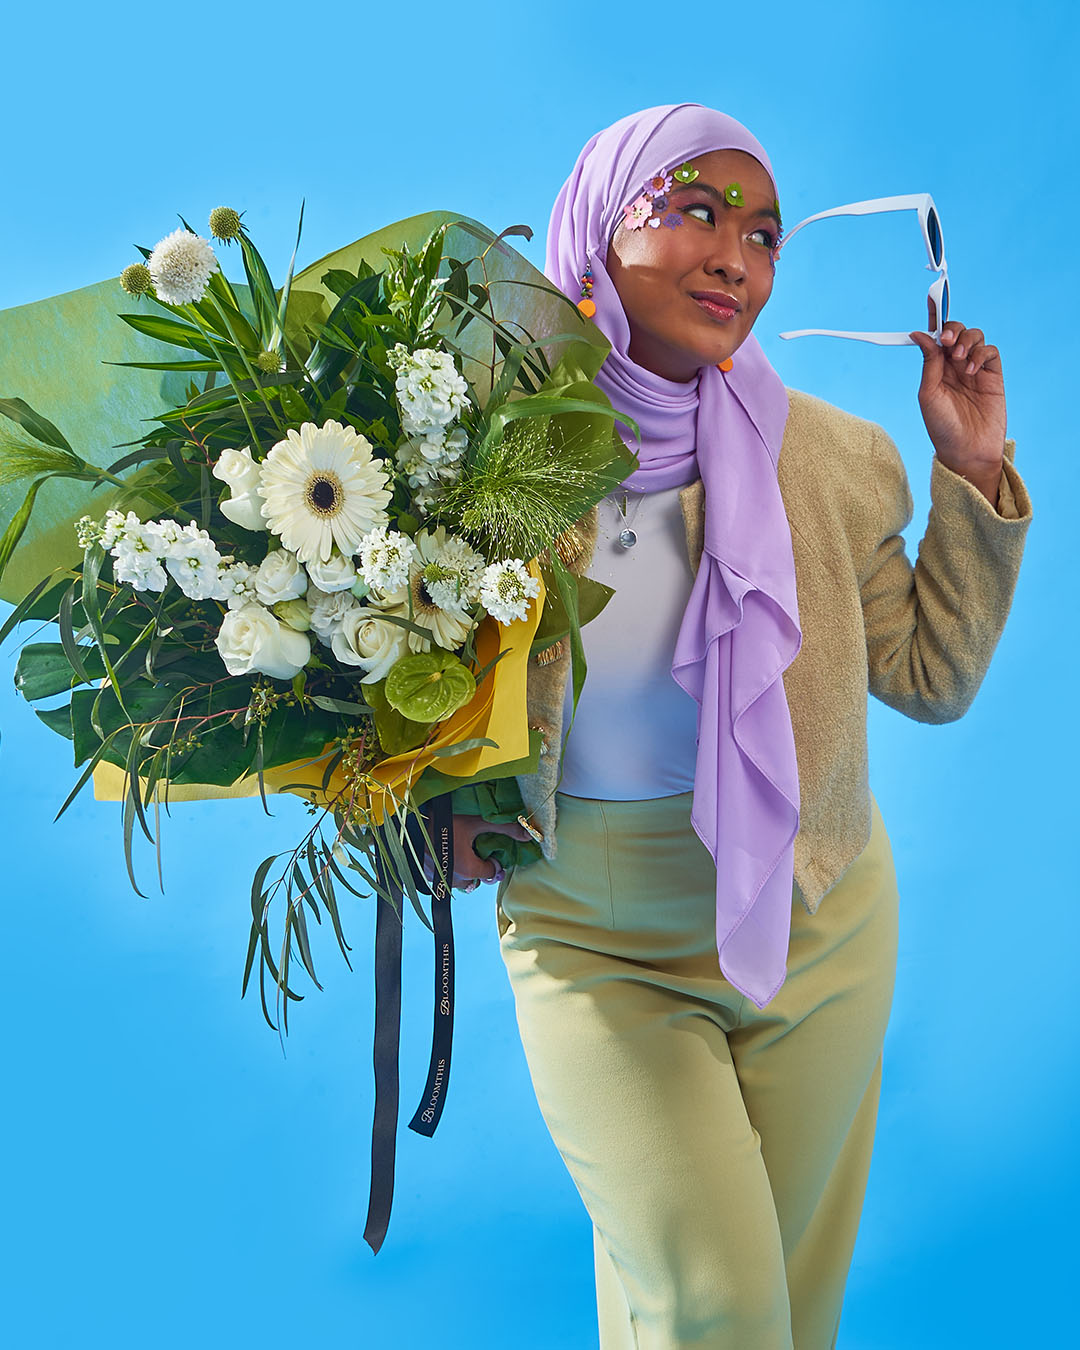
left=362, top=793, right=456, bottom=1255
left=408, top=794, right=455, bottom=1139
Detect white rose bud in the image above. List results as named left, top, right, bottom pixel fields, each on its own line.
left=215, top=604, right=311, bottom=680
left=306, top=551, right=357, bottom=593
left=272, top=598, right=312, bottom=631
left=213, top=447, right=268, bottom=532
left=254, top=549, right=308, bottom=605
left=331, top=608, right=409, bottom=684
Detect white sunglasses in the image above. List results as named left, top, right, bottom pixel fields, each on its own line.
left=776, top=193, right=948, bottom=346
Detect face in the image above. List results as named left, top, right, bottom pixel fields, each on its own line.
left=606, top=149, right=780, bottom=382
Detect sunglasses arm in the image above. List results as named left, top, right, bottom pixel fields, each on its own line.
left=778, top=194, right=934, bottom=254
left=778, top=329, right=921, bottom=346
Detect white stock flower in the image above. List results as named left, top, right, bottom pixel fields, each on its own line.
left=219, top=561, right=258, bottom=609
left=395, top=425, right=468, bottom=490
left=215, top=604, right=311, bottom=680
left=213, top=446, right=268, bottom=532
left=75, top=516, right=104, bottom=549
left=165, top=523, right=226, bottom=601
left=147, top=229, right=220, bottom=306
left=305, top=551, right=357, bottom=593
left=331, top=608, right=410, bottom=684
left=390, top=345, right=469, bottom=438
left=253, top=549, right=307, bottom=605
left=150, top=518, right=187, bottom=554
left=258, top=420, right=392, bottom=564
left=479, top=558, right=540, bottom=625
left=112, top=529, right=168, bottom=592
left=357, top=526, right=417, bottom=592
left=306, top=585, right=361, bottom=645
left=100, top=509, right=142, bottom=549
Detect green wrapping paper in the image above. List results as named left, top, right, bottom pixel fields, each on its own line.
left=0, top=210, right=607, bottom=604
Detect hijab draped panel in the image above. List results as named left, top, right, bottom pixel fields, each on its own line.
left=546, top=103, right=802, bottom=1007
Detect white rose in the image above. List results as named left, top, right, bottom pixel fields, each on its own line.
left=213, top=446, right=261, bottom=494
left=213, top=448, right=269, bottom=532
left=220, top=490, right=268, bottom=532
left=331, top=608, right=409, bottom=684
left=306, top=551, right=357, bottom=593
left=254, top=549, right=307, bottom=605
left=215, top=604, right=311, bottom=680
left=272, top=598, right=312, bottom=631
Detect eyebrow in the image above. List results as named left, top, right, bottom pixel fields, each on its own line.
left=671, top=181, right=782, bottom=229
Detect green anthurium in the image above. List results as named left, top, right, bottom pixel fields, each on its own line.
left=384, top=650, right=476, bottom=723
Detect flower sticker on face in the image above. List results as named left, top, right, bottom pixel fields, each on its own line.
left=623, top=194, right=654, bottom=230
left=672, top=162, right=699, bottom=184
left=644, top=171, right=673, bottom=196
left=723, top=182, right=745, bottom=207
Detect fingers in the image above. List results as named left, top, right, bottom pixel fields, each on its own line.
left=912, top=321, right=1001, bottom=377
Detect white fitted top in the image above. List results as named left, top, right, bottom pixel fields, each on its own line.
left=558, top=481, right=701, bottom=799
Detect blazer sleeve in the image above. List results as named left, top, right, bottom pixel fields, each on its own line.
left=858, top=426, right=1033, bottom=723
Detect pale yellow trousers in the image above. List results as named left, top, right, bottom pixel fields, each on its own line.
left=495, top=789, right=899, bottom=1350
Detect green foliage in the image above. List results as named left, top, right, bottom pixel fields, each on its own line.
left=3, top=211, right=629, bottom=1036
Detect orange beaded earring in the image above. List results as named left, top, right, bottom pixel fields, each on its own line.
left=577, top=260, right=596, bottom=318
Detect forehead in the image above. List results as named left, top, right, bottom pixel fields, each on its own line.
left=676, top=148, right=775, bottom=198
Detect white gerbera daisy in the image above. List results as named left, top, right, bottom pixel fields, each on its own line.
left=399, top=569, right=474, bottom=653
left=479, top=558, right=540, bottom=625
left=147, top=229, right=220, bottom=306
left=258, top=420, right=392, bottom=565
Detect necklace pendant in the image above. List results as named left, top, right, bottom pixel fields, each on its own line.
left=618, top=527, right=638, bottom=548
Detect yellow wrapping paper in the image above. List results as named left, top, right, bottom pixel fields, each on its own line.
left=93, top=563, right=544, bottom=823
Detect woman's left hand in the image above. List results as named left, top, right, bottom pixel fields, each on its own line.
left=909, top=304, right=1007, bottom=505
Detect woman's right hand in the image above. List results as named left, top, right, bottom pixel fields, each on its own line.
left=448, top=813, right=536, bottom=885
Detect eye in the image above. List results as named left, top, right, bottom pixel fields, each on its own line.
left=748, top=226, right=778, bottom=249
left=684, top=202, right=715, bottom=224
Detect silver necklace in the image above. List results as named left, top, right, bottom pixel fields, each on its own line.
left=612, top=488, right=646, bottom=548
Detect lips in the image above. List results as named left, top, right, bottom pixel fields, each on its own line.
left=690, top=291, right=741, bottom=321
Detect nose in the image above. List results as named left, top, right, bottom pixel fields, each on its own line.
left=703, top=223, right=748, bottom=285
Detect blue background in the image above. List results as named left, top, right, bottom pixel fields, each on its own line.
left=1, top=2, right=1075, bottom=1345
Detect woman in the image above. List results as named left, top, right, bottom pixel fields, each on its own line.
left=452, top=105, right=1031, bottom=1348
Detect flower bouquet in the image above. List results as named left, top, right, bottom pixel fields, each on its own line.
left=0, top=206, right=635, bottom=1249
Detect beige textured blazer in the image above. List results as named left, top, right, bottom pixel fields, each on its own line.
left=515, top=388, right=1033, bottom=915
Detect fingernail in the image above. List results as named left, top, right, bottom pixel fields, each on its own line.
left=966, top=360, right=976, bottom=374
left=953, top=345, right=966, bottom=359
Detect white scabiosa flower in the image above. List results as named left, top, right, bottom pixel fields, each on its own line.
left=390, top=345, right=469, bottom=439
left=305, top=551, right=357, bottom=594
left=413, top=526, right=485, bottom=612
left=479, top=559, right=540, bottom=625
left=357, top=526, right=417, bottom=593
left=147, top=229, right=220, bottom=306
left=165, top=523, right=226, bottom=601
left=258, top=420, right=392, bottom=564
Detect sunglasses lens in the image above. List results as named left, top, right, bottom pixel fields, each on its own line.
left=927, top=209, right=943, bottom=268
left=941, top=278, right=950, bottom=324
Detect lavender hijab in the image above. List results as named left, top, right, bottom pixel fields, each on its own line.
left=546, top=104, right=802, bottom=1008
